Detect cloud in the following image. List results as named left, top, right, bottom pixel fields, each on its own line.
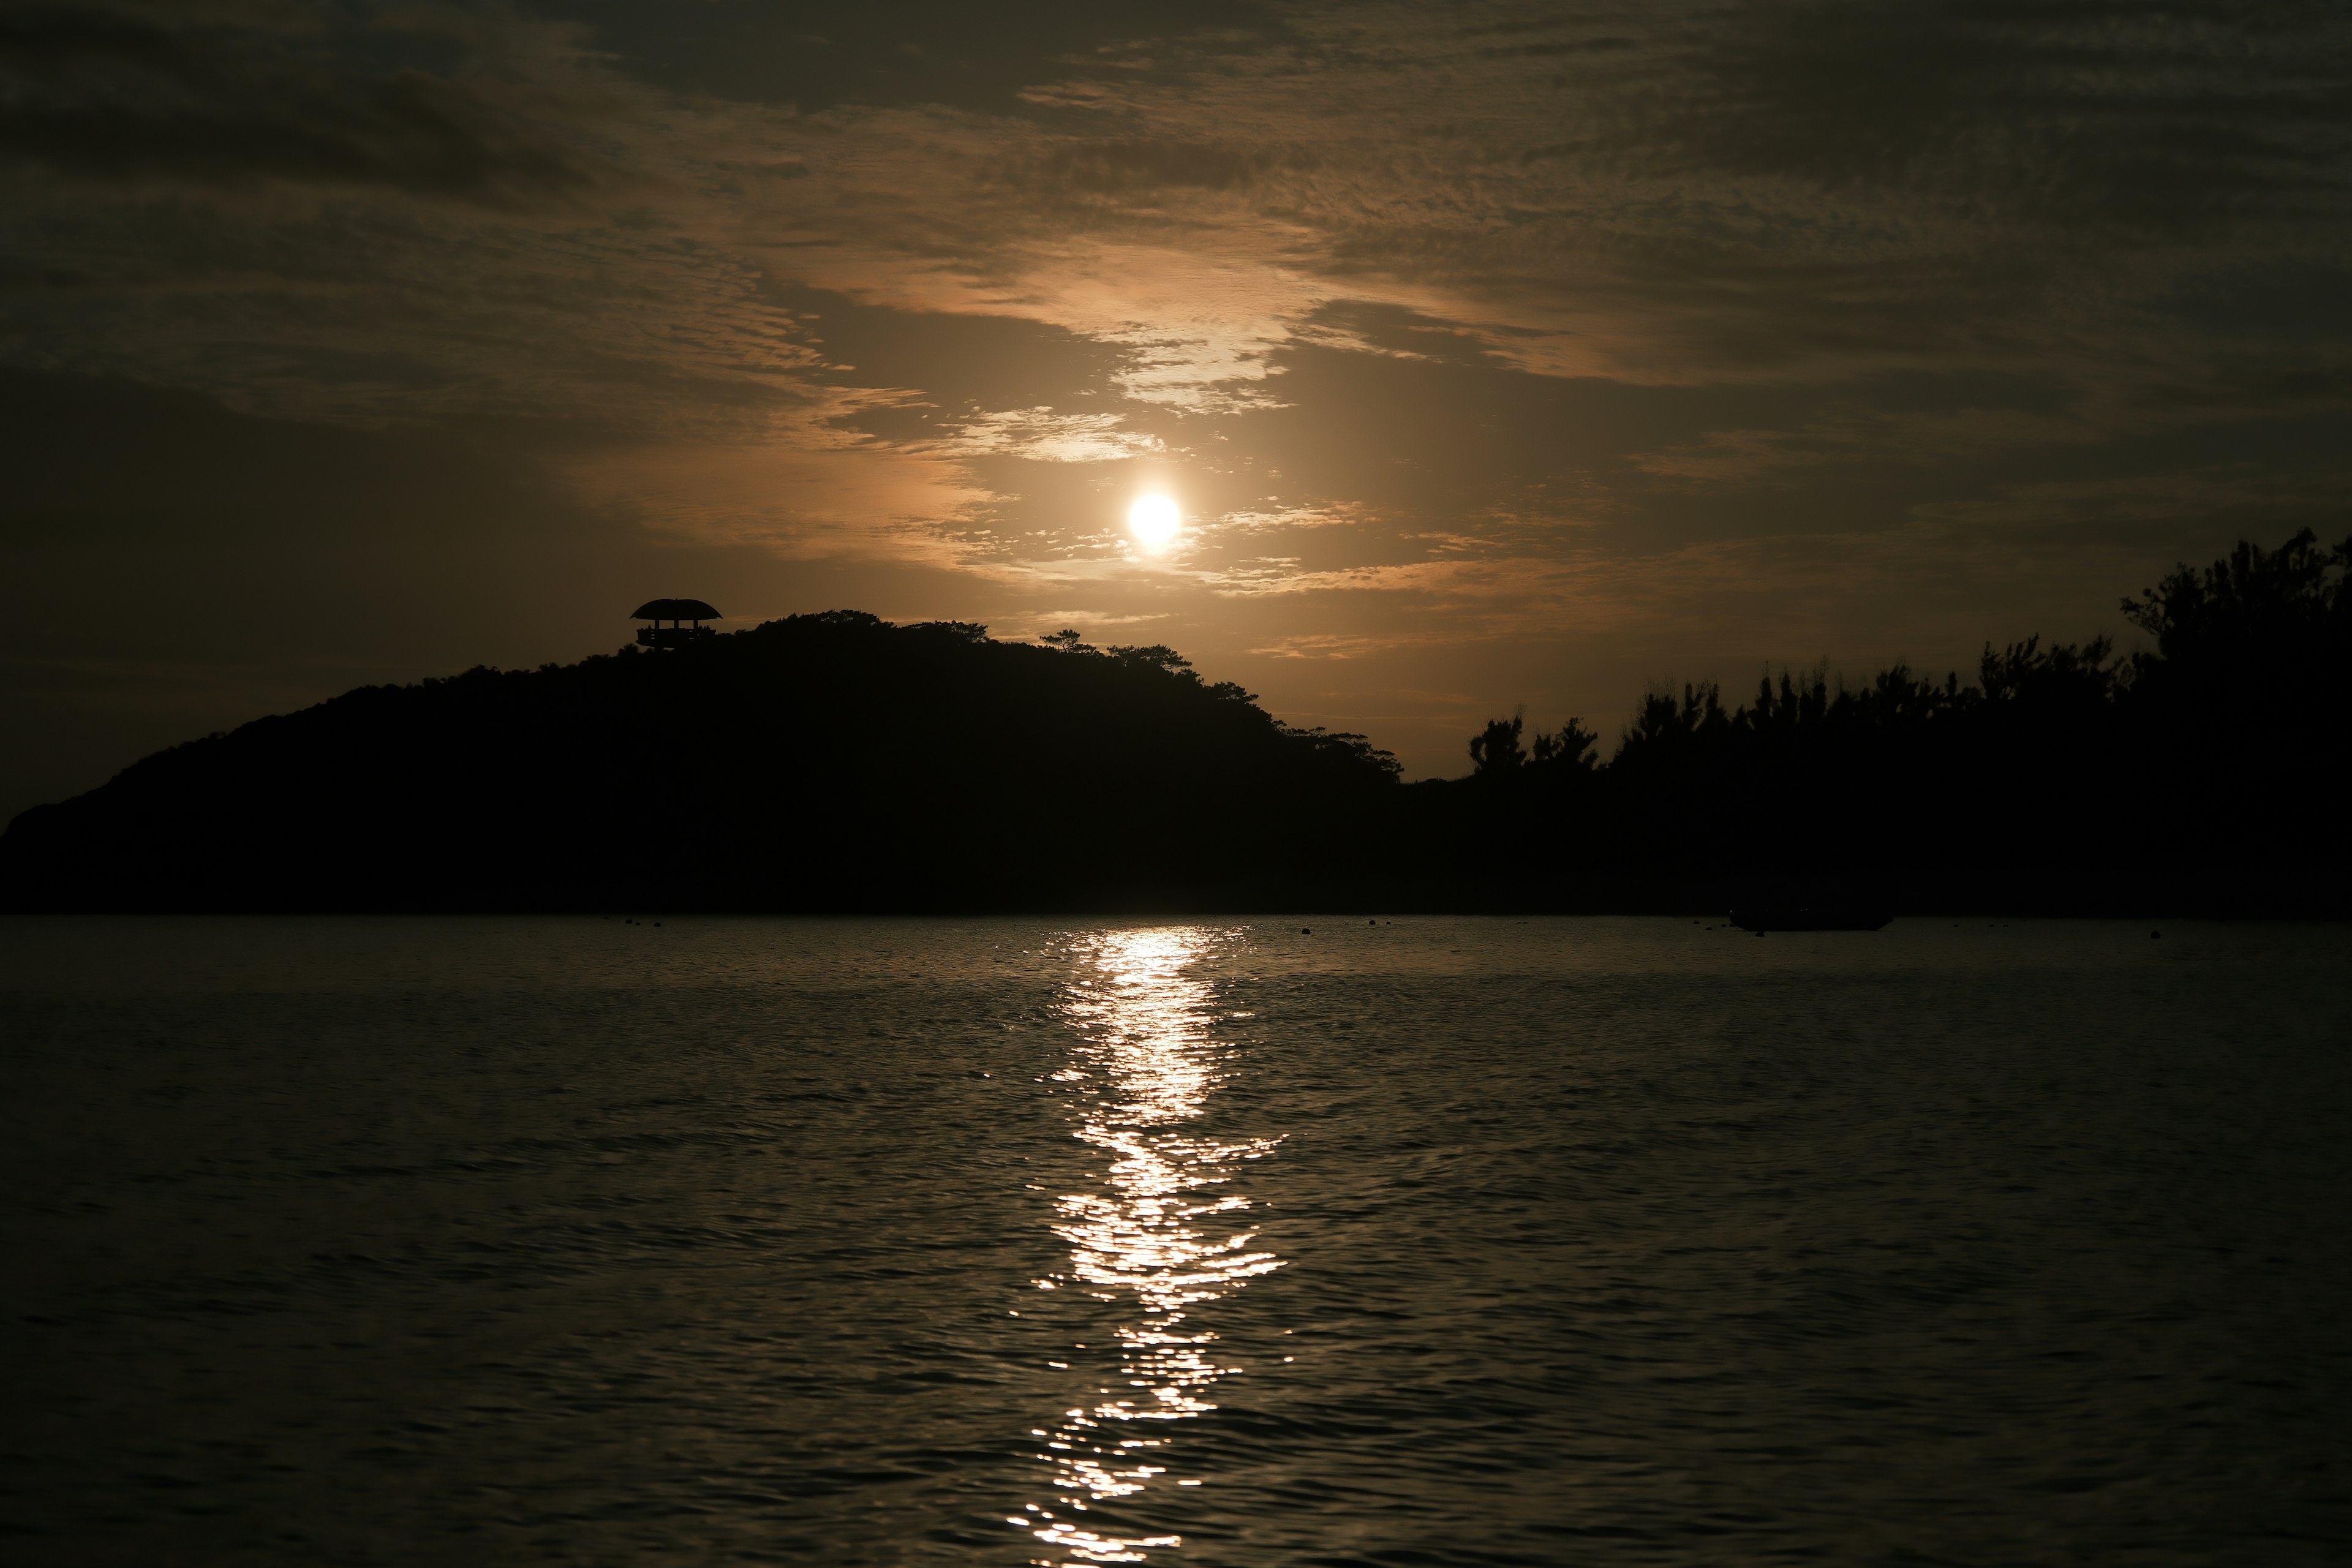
left=573, top=423, right=992, bottom=570
left=1019, top=137, right=1271, bottom=198
left=562, top=0, right=1289, bottom=115
left=1679, top=0, right=2352, bottom=232
left=1207, top=503, right=1366, bottom=533
left=1248, top=630, right=1427, bottom=660
left=943, top=405, right=1162, bottom=462
left=0, top=4, right=608, bottom=204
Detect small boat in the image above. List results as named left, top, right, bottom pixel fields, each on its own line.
left=1727, top=905, right=1893, bottom=933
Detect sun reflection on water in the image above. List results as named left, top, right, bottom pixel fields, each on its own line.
left=1012, top=927, right=1282, bottom=1564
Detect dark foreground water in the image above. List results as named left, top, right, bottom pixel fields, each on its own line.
left=2, top=917, right=2349, bottom=1566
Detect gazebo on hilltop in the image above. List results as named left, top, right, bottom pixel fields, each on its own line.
left=634, top=598, right=721, bottom=650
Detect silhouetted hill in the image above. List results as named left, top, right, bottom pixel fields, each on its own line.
left=0, top=613, right=1399, bottom=913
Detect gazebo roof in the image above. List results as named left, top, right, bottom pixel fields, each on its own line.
left=633, top=598, right=721, bottom=620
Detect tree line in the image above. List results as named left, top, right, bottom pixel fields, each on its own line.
left=0, top=532, right=2341, bottom=913
left=1411, top=530, right=2350, bottom=913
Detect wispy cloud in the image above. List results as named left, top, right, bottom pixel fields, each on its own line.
left=941, top=405, right=1162, bottom=462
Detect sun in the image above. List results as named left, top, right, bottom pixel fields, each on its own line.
left=1127, top=494, right=1182, bottom=552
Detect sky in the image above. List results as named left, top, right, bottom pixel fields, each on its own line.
left=4, top=0, right=2350, bottom=816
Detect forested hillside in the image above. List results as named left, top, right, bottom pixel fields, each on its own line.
left=0, top=614, right=1397, bottom=911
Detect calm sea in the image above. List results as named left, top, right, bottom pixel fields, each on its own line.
left=2, top=916, right=2348, bottom=1565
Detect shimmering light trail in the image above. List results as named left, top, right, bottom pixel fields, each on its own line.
left=1018, top=927, right=1281, bottom=1563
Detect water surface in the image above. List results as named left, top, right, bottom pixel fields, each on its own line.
left=3, top=916, right=2348, bottom=1564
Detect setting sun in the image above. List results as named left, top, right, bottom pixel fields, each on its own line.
left=1127, top=494, right=1182, bottom=552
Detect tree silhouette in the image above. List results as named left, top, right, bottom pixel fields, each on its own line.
left=1468, top=715, right=1525, bottom=775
